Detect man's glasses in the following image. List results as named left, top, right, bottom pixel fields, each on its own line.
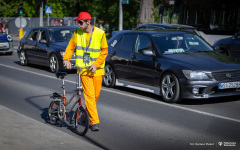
left=78, top=20, right=87, bottom=25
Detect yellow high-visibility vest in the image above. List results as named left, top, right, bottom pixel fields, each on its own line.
left=75, top=27, right=105, bottom=75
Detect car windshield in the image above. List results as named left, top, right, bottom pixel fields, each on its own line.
left=153, top=33, right=213, bottom=54
left=47, top=28, right=76, bottom=43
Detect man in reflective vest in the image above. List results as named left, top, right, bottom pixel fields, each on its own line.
left=63, top=12, right=108, bottom=131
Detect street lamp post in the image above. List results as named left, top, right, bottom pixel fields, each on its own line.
left=40, top=0, right=43, bottom=26
left=119, top=0, right=123, bottom=30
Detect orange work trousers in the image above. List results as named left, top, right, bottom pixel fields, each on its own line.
left=81, top=75, right=103, bottom=125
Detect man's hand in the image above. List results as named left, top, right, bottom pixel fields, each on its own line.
left=63, top=60, right=71, bottom=69
left=89, top=64, right=97, bottom=73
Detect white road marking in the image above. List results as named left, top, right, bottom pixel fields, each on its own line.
left=1, top=63, right=240, bottom=123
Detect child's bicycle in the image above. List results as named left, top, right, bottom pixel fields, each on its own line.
left=47, top=66, right=90, bottom=136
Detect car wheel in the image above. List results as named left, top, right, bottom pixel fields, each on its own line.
left=20, top=51, right=28, bottom=66
left=103, top=64, right=116, bottom=87
left=160, top=73, right=181, bottom=103
left=49, top=54, right=59, bottom=73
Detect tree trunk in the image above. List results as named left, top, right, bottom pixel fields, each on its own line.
left=137, top=0, right=154, bottom=26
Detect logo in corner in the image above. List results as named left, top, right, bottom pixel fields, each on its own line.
left=218, top=142, right=223, bottom=146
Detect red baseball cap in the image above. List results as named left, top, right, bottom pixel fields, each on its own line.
left=74, top=12, right=91, bottom=21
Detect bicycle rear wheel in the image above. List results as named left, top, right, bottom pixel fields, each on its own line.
left=48, top=101, right=59, bottom=125
left=74, top=106, right=89, bottom=136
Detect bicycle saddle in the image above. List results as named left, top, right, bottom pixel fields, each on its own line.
left=56, top=72, right=67, bottom=79
left=51, top=92, right=62, bottom=99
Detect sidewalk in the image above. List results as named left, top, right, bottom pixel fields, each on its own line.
left=0, top=105, right=102, bottom=150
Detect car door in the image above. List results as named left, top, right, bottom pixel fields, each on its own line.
left=24, top=29, right=39, bottom=63
left=129, top=34, right=157, bottom=86
left=35, top=29, right=50, bottom=65
left=110, top=34, right=137, bottom=80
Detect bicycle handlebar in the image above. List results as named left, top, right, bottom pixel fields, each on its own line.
left=72, top=65, right=91, bottom=70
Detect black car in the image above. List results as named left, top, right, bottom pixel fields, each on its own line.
left=213, top=32, right=240, bottom=59
left=134, top=23, right=203, bottom=38
left=103, top=29, right=240, bottom=103
left=17, top=26, right=78, bottom=72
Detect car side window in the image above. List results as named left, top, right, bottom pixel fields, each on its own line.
left=38, top=30, right=46, bottom=41
left=114, top=37, right=123, bottom=49
left=23, top=30, right=31, bottom=39
left=27, top=29, right=39, bottom=41
left=135, top=35, right=152, bottom=53
left=118, top=34, right=137, bottom=52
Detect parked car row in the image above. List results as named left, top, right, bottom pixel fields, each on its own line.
left=15, top=24, right=240, bottom=103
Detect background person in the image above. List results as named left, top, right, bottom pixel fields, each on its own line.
left=63, top=12, right=108, bottom=131
left=53, top=19, right=59, bottom=26
left=4, top=20, right=8, bottom=34
left=59, top=19, right=63, bottom=26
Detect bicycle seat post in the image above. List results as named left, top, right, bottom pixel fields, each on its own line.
left=77, top=71, right=82, bottom=90
left=62, top=78, right=66, bottom=97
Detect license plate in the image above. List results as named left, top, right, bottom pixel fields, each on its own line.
left=219, top=81, right=240, bottom=89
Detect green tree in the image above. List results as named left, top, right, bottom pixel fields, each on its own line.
left=1, top=0, right=161, bottom=34
left=0, top=0, right=11, bottom=17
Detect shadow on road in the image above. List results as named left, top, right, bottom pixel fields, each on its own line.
left=112, top=86, right=240, bottom=105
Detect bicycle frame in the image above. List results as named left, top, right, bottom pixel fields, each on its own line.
left=54, top=66, right=90, bottom=121
left=48, top=66, right=90, bottom=136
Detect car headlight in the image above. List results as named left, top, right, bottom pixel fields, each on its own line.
left=7, top=35, right=12, bottom=41
left=182, top=70, right=209, bottom=79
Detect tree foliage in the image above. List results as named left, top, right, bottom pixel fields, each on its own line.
left=0, top=0, right=161, bottom=32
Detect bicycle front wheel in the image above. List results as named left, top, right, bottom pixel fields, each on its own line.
left=74, top=106, right=89, bottom=136
left=48, top=101, right=59, bottom=125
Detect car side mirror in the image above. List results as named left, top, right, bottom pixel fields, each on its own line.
left=39, top=39, right=47, bottom=44
left=141, top=49, right=155, bottom=56
left=214, top=45, right=221, bottom=52
left=234, top=32, right=240, bottom=39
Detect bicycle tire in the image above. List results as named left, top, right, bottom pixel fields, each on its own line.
left=74, top=106, right=89, bottom=136
left=48, top=101, right=59, bottom=125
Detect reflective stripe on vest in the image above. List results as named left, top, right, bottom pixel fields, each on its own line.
left=75, top=27, right=105, bottom=68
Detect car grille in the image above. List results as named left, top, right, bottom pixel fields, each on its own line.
left=212, top=71, right=240, bottom=81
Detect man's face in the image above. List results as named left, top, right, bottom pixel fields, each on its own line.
left=78, top=19, right=89, bottom=31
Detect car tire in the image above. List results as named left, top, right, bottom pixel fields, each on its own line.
left=20, top=50, right=28, bottom=66
left=49, top=54, right=59, bottom=73
left=160, top=72, right=181, bottom=103
left=103, top=64, right=116, bottom=87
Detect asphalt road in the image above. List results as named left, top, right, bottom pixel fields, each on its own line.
left=0, top=43, right=240, bottom=149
